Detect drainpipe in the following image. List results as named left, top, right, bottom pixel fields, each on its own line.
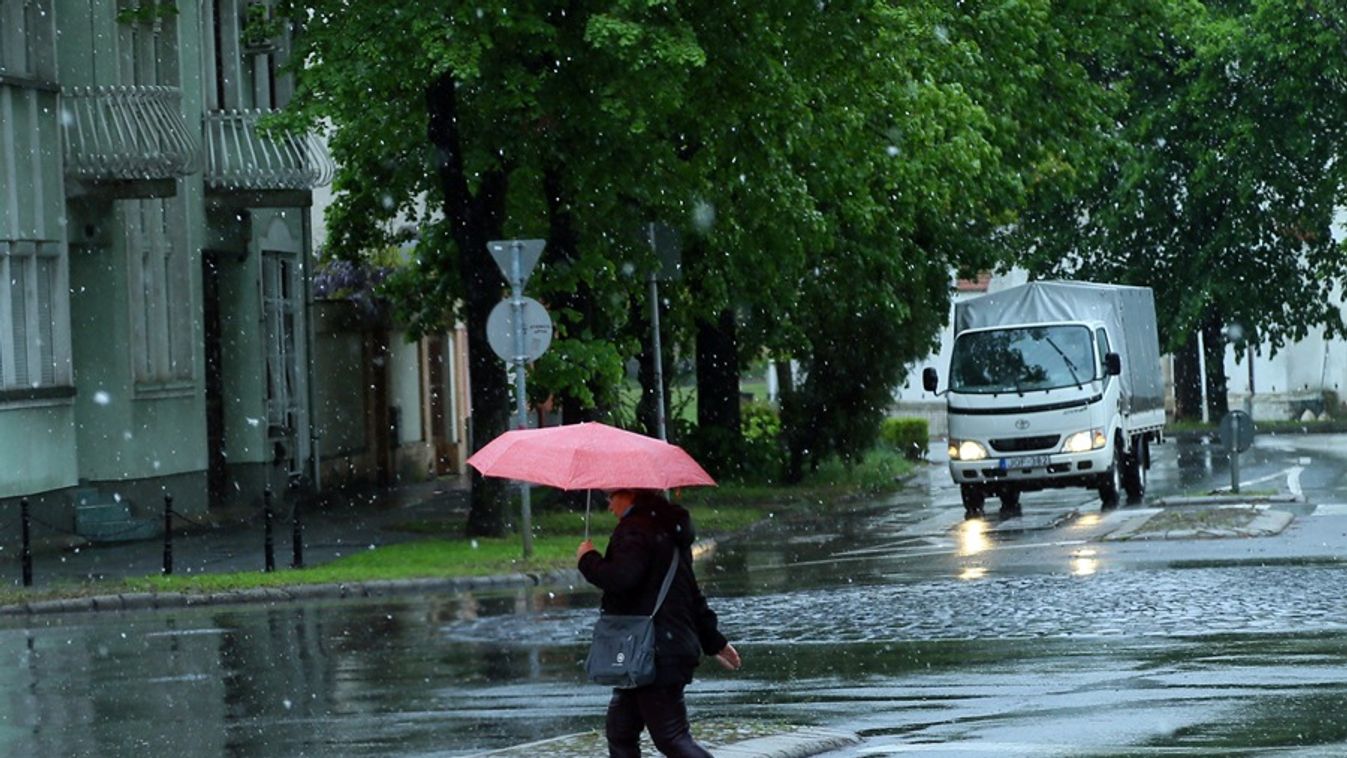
left=301, top=209, right=321, bottom=492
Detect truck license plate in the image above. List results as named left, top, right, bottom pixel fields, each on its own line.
left=999, top=455, right=1051, bottom=470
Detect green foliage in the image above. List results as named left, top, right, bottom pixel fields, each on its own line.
left=677, top=401, right=783, bottom=485
left=242, top=1, right=285, bottom=50
left=115, top=0, right=178, bottom=25
left=880, top=417, right=930, bottom=461
left=275, top=0, right=1151, bottom=490
left=1014, top=0, right=1347, bottom=365
left=527, top=338, right=628, bottom=411
left=802, top=448, right=911, bottom=492
left=740, top=401, right=786, bottom=483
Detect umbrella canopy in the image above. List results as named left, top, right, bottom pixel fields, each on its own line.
left=466, top=422, right=716, bottom=491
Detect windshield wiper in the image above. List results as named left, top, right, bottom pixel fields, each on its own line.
left=1043, top=336, right=1083, bottom=389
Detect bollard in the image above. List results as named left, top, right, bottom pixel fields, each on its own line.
left=20, top=498, right=31, bottom=587
left=162, top=493, right=173, bottom=576
left=291, top=494, right=304, bottom=569
left=263, top=488, right=275, bottom=572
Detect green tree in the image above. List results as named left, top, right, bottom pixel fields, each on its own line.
left=1014, top=0, right=1347, bottom=421
left=276, top=0, right=1162, bottom=518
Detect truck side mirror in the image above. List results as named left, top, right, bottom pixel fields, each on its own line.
left=1105, top=352, right=1122, bottom=376
left=922, top=367, right=939, bottom=393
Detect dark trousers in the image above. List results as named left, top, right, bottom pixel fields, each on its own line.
left=606, top=683, right=713, bottom=757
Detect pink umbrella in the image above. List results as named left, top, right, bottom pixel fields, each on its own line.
left=466, top=422, right=716, bottom=491
left=466, top=422, right=716, bottom=539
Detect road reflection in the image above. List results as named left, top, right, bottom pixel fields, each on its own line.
left=956, top=519, right=990, bottom=557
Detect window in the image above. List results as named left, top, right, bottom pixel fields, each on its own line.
left=117, top=0, right=179, bottom=86
left=950, top=326, right=1095, bottom=394
left=0, top=0, right=37, bottom=76
left=0, top=240, right=67, bottom=390
left=262, top=251, right=299, bottom=436
left=1096, top=328, right=1111, bottom=378
left=126, top=198, right=193, bottom=386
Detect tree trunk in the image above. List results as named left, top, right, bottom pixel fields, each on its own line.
left=778, top=357, right=821, bottom=484
left=693, top=308, right=742, bottom=474
left=1172, top=334, right=1203, bottom=422
left=542, top=165, right=600, bottom=426
left=776, top=360, right=809, bottom=484
left=428, top=73, right=511, bottom=537
left=1202, top=312, right=1229, bottom=423
left=700, top=309, right=743, bottom=433
left=696, top=308, right=741, bottom=433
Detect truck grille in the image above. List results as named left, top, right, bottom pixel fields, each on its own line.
left=989, top=435, right=1060, bottom=452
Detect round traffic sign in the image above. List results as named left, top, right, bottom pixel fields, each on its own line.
left=487, top=297, right=553, bottom=362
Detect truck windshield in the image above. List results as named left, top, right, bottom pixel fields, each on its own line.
left=950, top=325, right=1096, bottom=394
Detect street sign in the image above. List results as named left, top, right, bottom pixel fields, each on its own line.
left=488, top=239, right=545, bottom=286
left=647, top=222, right=683, bottom=281
left=1220, top=410, right=1254, bottom=453
left=486, top=297, right=553, bottom=362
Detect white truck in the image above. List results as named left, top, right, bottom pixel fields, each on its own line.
left=922, top=281, right=1166, bottom=518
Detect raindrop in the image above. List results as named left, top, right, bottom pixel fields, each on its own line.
left=93, top=391, right=111, bottom=406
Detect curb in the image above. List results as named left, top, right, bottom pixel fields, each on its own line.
left=1152, top=494, right=1303, bottom=506
left=0, top=539, right=719, bottom=617
left=0, top=574, right=553, bottom=617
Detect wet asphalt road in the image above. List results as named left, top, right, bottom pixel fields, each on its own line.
left=6, top=434, right=1347, bottom=756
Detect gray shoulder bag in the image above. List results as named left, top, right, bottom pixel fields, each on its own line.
left=584, top=552, right=679, bottom=688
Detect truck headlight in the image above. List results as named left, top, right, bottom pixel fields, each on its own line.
left=950, top=439, right=988, bottom=461
left=1061, top=428, right=1107, bottom=453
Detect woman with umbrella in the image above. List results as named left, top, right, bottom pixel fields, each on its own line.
left=467, top=423, right=741, bottom=756
left=577, top=488, right=741, bottom=758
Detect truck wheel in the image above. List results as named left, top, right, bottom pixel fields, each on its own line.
left=1123, top=436, right=1148, bottom=503
left=999, top=490, right=1022, bottom=517
left=1098, top=445, right=1123, bottom=510
left=961, top=485, right=985, bottom=519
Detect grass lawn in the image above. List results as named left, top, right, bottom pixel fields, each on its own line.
left=1140, top=506, right=1258, bottom=533
left=0, top=448, right=913, bottom=606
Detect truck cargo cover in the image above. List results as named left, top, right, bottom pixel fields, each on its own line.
left=954, top=281, right=1164, bottom=415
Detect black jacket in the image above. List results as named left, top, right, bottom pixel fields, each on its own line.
left=578, top=493, right=728, bottom=685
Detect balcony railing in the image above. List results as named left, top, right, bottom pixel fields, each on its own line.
left=204, top=110, right=334, bottom=192
left=62, top=86, right=199, bottom=182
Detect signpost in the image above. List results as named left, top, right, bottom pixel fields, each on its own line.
left=487, top=239, right=550, bottom=558
left=1220, top=409, right=1255, bottom=494
left=646, top=223, right=682, bottom=441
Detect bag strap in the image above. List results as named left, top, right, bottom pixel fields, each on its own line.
left=649, top=551, right=679, bottom=619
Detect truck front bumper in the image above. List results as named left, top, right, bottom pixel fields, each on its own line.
left=949, top=445, right=1113, bottom=492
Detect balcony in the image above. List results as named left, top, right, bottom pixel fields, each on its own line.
left=62, top=86, right=199, bottom=192
left=204, top=110, right=334, bottom=197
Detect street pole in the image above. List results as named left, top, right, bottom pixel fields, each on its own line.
left=20, top=498, right=31, bottom=587
left=1247, top=348, right=1255, bottom=417
left=510, top=241, right=534, bottom=558
left=648, top=225, right=667, bottom=442
left=263, top=487, right=275, bottom=572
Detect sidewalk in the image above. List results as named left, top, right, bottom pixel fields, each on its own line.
left=3, top=476, right=472, bottom=590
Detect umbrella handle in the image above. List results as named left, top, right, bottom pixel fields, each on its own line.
left=584, top=490, right=591, bottom=542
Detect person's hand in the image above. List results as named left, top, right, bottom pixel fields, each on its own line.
left=576, top=539, right=596, bottom=561
left=713, top=643, right=741, bottom=671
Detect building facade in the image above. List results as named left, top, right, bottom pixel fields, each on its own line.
left=0, top=0, right=335, bottom=528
